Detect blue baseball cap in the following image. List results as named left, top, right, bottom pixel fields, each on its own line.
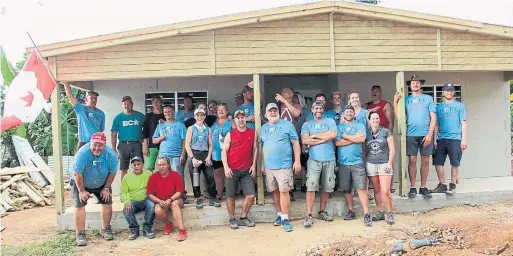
left=442, top=83, right=455, bottom=91
left=342, top=105, right=355, bottom=113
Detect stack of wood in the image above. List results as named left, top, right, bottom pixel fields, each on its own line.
left=0, top=167, right=54, bottom=216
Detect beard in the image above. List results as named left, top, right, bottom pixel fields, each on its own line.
left=268, top=116, right=279, bottom=123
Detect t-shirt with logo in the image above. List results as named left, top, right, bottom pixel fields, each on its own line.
left=337, top=122, right=366, bottom=165
left=301, top=118, right=337, bottom=162
left=280, top=103, right=303, bottom=133
left=261, top=119, right=298, bottom=169
left=111, top=111, right=145, bottom=141
left=235, top=103, right=255, bottom=129
left=324, top=108, right=342, bottom=124
left=436, top=101, right=466, bottom=140
left=191, top=125, right=209, bottom=152
left=366, top=128, right=391, bottom=164
left=70, top=143, right=118, bottom=189
left=74, top=104, right=105, bottom=143
left=212, top=119, right=232, bottom=161
left=405, top=94, right=436, bottom=137
left=355, top=108, right=368, bottom=127
left=175, top=110, right=194, bottom=123
left=153, top=121, right=187, bottom=158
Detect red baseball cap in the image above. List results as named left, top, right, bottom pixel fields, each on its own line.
left=90, top=132, right=107, bottom=145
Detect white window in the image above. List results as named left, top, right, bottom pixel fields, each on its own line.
left=145, top=91, right=208, bottom=113
left=408, top=84, right=462, bottom=104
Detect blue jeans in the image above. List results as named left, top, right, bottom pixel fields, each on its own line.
left=123, top=199, right=155, bottom=232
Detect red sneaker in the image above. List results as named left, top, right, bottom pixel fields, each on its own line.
left=177, top=229, right=187, bottom=242
left=163, top=223, right=174, bottom=235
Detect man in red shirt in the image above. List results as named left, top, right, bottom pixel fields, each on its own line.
left=222, top=110, right=258, bottom=229
left=147, top=157, right=187, bottom=241
left=363, top=85, right=394, bottom=132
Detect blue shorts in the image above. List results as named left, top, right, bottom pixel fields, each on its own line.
left=432, top=139, right=463, bottom=167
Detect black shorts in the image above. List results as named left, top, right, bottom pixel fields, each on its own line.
left=213, top=160, right=224, bottom=170
left=406, top=136, right=434, bottom=156
left=432, top=139, right=463, bottom=167
left=117, top=141, right=143, bottom=170
left=71, top=180, right=112, bottom=208
left=225, top=169, right=255, bottom=197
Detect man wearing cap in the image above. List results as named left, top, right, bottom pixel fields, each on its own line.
left=142, top=95, right=165, bottom=172
left=305, top=94, right=327, bottom=122
left=335, top=105, right=372, bottom=227
left=222, top=109, right=258, bottom=229
left=175, top=96, right=195, bottom=123
left=234, top=93, right=244, bottom=108
left=364, top=85, right=394, bottom=132
left=235, top=81, right=256, bottom=129
left=394, top=75, right=436, bottom=199
left=301, top=100, right=337, bottom=227
left=261, top=103, right=301, bottom=232
left=121, top=156, right=155, bottom=240
left=111, top=96, right=145, bottom=181
left=70, top=132, right=118, bottom=246
left=430, top=83, right=467, bottom=195
left=63, top=82, right=105, bottom=149
left=325, top=91, right=344, bottom=124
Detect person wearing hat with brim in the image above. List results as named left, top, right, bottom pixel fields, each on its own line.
left=111, top=96, right=146, bottom=182
left=363, top=85, right=394, bottom=132
left=430, top=83, right=467, bottom=196
left=121, top=156, right=155, bottom=240
left=235, top=81, right=256, bottom=129
left=142, top=95, right=165, bottom=172
left=62, top=82, right=105, bottom=149
left=394, top=75, right=436, bottom=199
left=69, top=132, right=118, bottom=246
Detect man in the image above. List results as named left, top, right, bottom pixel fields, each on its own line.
left=301, top=100, right=337, bottom=227
left=222, top=110, right=258, bottom=229
left=70, top=132, right=117, bottom=246
left=305, top=94, right=327, bottom=122
left=325, top=91, right=344, bottom=124
left=142, top=95, right=165, bottom=172
left=175, top=96, right=195, bottom=123
left=63, top=82, right=105, bottom=149
left=121, top=157, right=155, bottom=240
left=111, top=96, right=145, bottom=181
left=335, top=105, right=372, bottom=227
left=394, top=75, right=436, bottom=199
left=261, top=103, right=301, bottom=232
left=235, top=83, right=256, bottom=129
left=430, top=83, right=467, bottom=195
left=234, top=93, right=244, bottom=107
left=364, top=85, right=394, bottom=132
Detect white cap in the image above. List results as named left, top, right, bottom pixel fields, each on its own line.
left=194, top=108, right=206, bottom=115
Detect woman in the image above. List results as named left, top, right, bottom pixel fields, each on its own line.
left=348, top=91, right=367, bottom=127
left=147, top=157, right=188, bottom=241
left=366, top=111, right=396, bottom=225
left=185, top=108, right=219, bottom=209
left=211, top=103, right=232, bottom=201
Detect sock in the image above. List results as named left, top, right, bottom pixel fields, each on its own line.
left=240, top=216, right=247, bottom=220
left=281, top=214, right=289, bottom=220
left=308, top=213, right=312, bottom=217
left=277, top=212, right=282, bottom=218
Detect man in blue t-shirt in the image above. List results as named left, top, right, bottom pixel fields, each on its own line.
left=300, top=100, right=337, bottom=228
left=335, top=105, right=372, bottom=227
left=430, top=83, right=467, bottom=195
left=111, top=96, right=145, bottom=181
left=63, top=82, right=105, bottom=149
left=324, top=91, right=343, bottom=124
left=69, top=132, right=118, bottom=246
left=175, top=96, right=195, bottom=123
left=235, top=85, right=256, bottom=129
left=394, top=75, right=436, bottom=199
left=261, top=103, right=301, bottom=232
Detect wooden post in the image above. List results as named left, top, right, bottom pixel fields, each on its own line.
left=49, top=57, right=65, bottom=214
left=253, top=74, right=264, bottom=205
left=395, top=71, right=408, bottom=197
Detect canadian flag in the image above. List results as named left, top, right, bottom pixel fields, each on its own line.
left=1, top=51, right=56, bottom=132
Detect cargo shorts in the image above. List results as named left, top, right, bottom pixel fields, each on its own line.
left=306, top=159, right=336, bottom=193
left=338, top=163, right=368, bottom=193
left=265, top=168, right=294, bottom=193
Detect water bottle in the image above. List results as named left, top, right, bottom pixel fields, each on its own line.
left=192, top=160, right=203, bottom=187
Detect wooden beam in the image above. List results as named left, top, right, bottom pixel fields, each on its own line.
left=329, top=12, right=335, bottom=71
left=253, top=74, right=264, bottom=206
left=395, top=71, right=408, bottom=197
left=69, top=81, right=93, bottom=92
left=211, top=30, right=216, bottom=75
left=437, top=28, right=442, bottom=71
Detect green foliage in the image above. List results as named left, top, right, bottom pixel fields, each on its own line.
left=1, top=232, right=75, bottom=256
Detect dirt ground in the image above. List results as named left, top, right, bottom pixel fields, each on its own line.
left=1, top=201, right=512, bottom=256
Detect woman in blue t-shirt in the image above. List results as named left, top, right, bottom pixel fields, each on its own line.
left=211, top=103, right=232, bottom=201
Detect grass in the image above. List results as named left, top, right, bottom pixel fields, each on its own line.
left=1, top=231, right=75, bottom=256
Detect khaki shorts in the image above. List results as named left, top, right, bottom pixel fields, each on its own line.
left=265, top=168, right=294, bottom=192
left=366, top=162, right=393, bottom=176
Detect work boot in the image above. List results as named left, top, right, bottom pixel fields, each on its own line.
left=446, top=183, right=457, bottom=196
left=430, top=183, right=447, bottom=193
left=76, top=230, right=87, bottom=246
left=408, top=188, right=417, bottom=199
left=372, top=211, right=385, bottom=221
left=100, top=226, right=114, bottom=241
left=419, top=187, right=432, bottom=199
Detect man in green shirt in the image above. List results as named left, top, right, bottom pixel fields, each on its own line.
left=121, top=157, right=155, bottom=240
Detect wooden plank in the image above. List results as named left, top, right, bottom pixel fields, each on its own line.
left=50, top=57, right=65, bottom=214
left=58, top=50, right=211, bottom=61
left=334, top=39, right=436, bottom=47
left=441, top=64, right=513, bottom=71
left=134, top=34, right=213, bottom=44
left=216, top=27, right=326, bottom=35
left=23, top=180, right=52, bottom=206
left=334, top=45, right=437, bottom=53
left=441, top=39, right=513, bottom=46
left=253, top=74, right=264, bottom=206
left=335, top=52, right=438, bottom=59
left=395, top=71, right=408, bottom=197
left=334, top=26, right=436, bottom=34
left=241, top=20, right=329, bottom=28
left=0, top=167, right=41, bottom=175
left=217, top=53, right=332, bottom=61
left=211, top=30, right=216, bottom=75
left=441, top=45, right=513, bottom=52
left=58, top=62, right=212, bottom=74
left=57, top=69, right=213, bottom=81
left=335, top=33, right=437, bottom=40
left=329, top=12, right=335, bottom=71
left=216, top=60, right=331, bottom=68
left=88, top=42, right=212, bottom=52
left=216, top=67, right=334, bottom=75
left=216, top=47, right=329, bottom=55
left=0, top=174, right=27, bottom=190
left=441, top=32, right=498, bottom=40
left=30, top=154, right=55, bottom=186
left=335, top=65, right=437, bottom=72
left=15, top=181, right=45, bottom=206
left=336, top=58, right=437, bottom=66
left=437, top=28, right=442, bottom=70
left=441, top=51, right=513, bottom=58
left=215, top=40, right=331, bottom=48
left=58, top=55, right=212, bottom=67
left=215, top=34, right=330, bottom=42
left=443, top=58, right=513, bottom=65
left=336, top=20, right=413, bottom=27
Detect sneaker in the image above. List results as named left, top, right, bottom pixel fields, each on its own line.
left=290, top=192, right=296, bottom=202
left=273, top=215, right=282, bottom=226
left=386, top=212, right=395, bottom=225
left=363, top=213, right=372, bottom=227
left=446, top=183, right=457, bottom=196
left=128, top=230, right=139, bottom=240
left=372, top=211, right=385, bottom=221
left=304, top=215, right=313, bottom=227
left=229, top=218, right=239, bottom=229
left=76, top=231, right=87, bottom=246
left=163, top=223, right=174, bottom=235
left=430, top=183, right=448, bottom=193
left=419, top=187, right=432, bottom=199
left=240, top=217, right=255, bottom=227
left=344, top=210, right=357, bottom=220
left=195, top=198, right=203, bottom=209
left=282, top=219, right=293, bottom=232
left=143, top=229, right=156, bottom=239
left=213, top=198, right=221, bottom=207
left=408, top=188, right=417, bottom=199
left=318, top=211, right=333, bottom=222
left=100, top=226, right=114, bottom=241
left=209, top=198, right=215, bottom=206
left=177, top=229, right=187, bottom=242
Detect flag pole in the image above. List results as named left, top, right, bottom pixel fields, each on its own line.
left=26, top=31, right=57, bottom=83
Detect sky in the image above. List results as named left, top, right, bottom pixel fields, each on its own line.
left=1, top=0, right=513, bottom=66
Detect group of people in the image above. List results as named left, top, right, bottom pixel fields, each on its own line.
left=63, top=74, right=467, bottom=246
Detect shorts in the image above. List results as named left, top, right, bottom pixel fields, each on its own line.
left=339, top=163, right=367, bottom=192
left=225, top=169, right=255, bottom=197
left=433, top=139, right=463, bottom=167
left=265, top=168, right=294, bottom=192
left=71, top=179, right=112, bottom=208
left=366, top=162, right=393, bottom=176
left=306, top=159, right=336, bottom=193
left=212, top=160, right=224, bottom=170
left=145, top=148, right=159, bottom=170
left=118, top=141, right=143, bottom=170
left=406, top=136, right=434, bottom=156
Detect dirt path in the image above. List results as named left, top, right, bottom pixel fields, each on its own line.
left=2, top=202, right=513, bottom=256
